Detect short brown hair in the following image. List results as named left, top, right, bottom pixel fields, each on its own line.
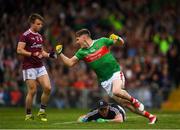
left=28, top=13, right=44, bottom=24
left=75, top=29, right=91, bottom=37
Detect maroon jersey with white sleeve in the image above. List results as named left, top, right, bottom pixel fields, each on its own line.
left=18, top=29, right=44, bottom=69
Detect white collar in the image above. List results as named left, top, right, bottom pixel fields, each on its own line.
left=89, top=40, right=96, bottom=48
left=29, top=29, right=38, bottom=35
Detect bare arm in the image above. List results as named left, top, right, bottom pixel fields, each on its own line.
left=59, top=53, right=79, bottom=67
left=42, top=49, right=50, bottom=58
left=17, top=42, right=49, bottom=58
left=17, top=42, right=31, bottom=56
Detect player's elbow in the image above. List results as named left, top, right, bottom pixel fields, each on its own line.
left=63, top=61, right=74, bottom=67
left=67, top=59, right=76, bottom=67
left=118, top=38, right=124, bottom=45
left=118, top=119, right=123, bottom=123
left=16, top=47, right=22, bottom=54
left=67, top=62, right=75, bottom=67
left=114, top=119, right=123, bottom=123
left=120, top=39, right=124, bottom=45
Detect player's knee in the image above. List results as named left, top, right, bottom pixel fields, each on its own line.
left=112, top=89, right=123, bottom=97
left=44, top=86, right=51, bottom=94
left=28, top=89, right=37, bottom=96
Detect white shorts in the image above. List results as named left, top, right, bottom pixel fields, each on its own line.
left=22, top=66, right=48, bottom=81
left=101, top=71, right=125, bottom=97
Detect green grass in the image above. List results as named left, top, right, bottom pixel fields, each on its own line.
left=0, top=107, right=180, bottom=129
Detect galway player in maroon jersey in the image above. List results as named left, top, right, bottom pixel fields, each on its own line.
left=17, top=13, right=57, bottom=121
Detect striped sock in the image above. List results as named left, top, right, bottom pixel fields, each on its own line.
left=143, top=111, right=153, bottom=119
left=40, top=104, right=47, bottom=112
left=130, top=97, right=136, bottom=104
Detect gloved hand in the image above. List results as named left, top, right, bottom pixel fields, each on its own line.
left=55, top=44, right=63, bottom=55
left=49, top=51, right=57, bottom=59
left=77, top=117, right=87, bottom=123
left=109, top=34, right=120, bottom=41
left=96, top=118, right=109, bottom=123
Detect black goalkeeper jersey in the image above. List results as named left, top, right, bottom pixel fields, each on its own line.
left=85, top=103, right=126, bottom=122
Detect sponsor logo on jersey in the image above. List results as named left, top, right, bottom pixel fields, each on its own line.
left=84, top=46, right=109, bottom=62
left=31, top=37, right=35, bottom=40
left=31, top=43, right=42, bottom=49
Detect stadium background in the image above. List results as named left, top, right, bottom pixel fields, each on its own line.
left=0, top=0, right=179, bottom=111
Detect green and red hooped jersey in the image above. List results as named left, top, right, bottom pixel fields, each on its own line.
left=75, top=37, right=120, bottom=82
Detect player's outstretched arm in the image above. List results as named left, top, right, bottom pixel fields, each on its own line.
left=77, top=115, right=87, bottom=122
left=41, top=49, right=57, bottom=59
left=109, top=34, right=124, bottom=45
left=60, top=54, right=79, bottom=67
left=97, top=114, right=123, bottom=123
left=55, top=44, right=79, bottom=67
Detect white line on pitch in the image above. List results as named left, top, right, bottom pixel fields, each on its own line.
left=52, top=121, right=78, bottom=125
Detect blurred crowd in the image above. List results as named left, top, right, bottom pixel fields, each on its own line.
left=0, top=0, right=179, bottom=109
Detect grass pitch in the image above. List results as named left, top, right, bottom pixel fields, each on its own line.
left=0, top=107, right=180, bottom=129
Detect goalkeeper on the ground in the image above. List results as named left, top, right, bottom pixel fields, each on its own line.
left=77, top=100, right=126, bottom=123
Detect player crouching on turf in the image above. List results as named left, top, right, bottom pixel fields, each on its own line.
left=77, top=100, right=126, bottom=123
left=55, top=29, right=157, bottom=124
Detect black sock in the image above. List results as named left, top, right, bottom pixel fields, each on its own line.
left=26, top=109, right=31, bottom=115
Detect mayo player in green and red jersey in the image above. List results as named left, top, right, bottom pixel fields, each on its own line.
left=56, top=29, right=157, bottom=124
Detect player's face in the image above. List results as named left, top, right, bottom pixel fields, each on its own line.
left=76, top=35, right=88, bottom=48
left=76, top=35, right=84, bottom=44
left=31, top=19, right=43, bottom=32
left=98, top=106, right=109, bottom=117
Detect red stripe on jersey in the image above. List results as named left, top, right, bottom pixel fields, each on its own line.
left=84, top=46, right=109, bottom=62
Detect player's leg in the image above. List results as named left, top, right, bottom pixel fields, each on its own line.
left=25, top=79, right=37, bottom=120
left=37, top=70, right=51, bottom=121
left=112, top=79, right=157, bottom=124
left=111, top=73, right=144, bottom=111
left=112, top=95, right=157, bottom=124
left=112, top=95, right=137, bottom=113
left=37, top=74, right=51, bottom=110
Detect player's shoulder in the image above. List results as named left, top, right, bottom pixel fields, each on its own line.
left=95, top=37, right=112, bottom=45
left=88, top=108, right=98, bottom=115
left=96, top=37, right=109, bottom=41
left=109, top=104, right=120, bottom=112
left=93, top=37, right=110, bottom=45
left=22, top=29, right=31, bottom=36
left=89, top=107, right=98, bottom=112
left=76, top=48, right=84, bottom=53
left=22, top=29, right=41, bottom=37
left=109, top=103, right=118, bottom=108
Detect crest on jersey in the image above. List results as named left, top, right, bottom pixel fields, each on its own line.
left=96, top=44, right=98, bottom=48
left=90, top=49, right=96, bottom=53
